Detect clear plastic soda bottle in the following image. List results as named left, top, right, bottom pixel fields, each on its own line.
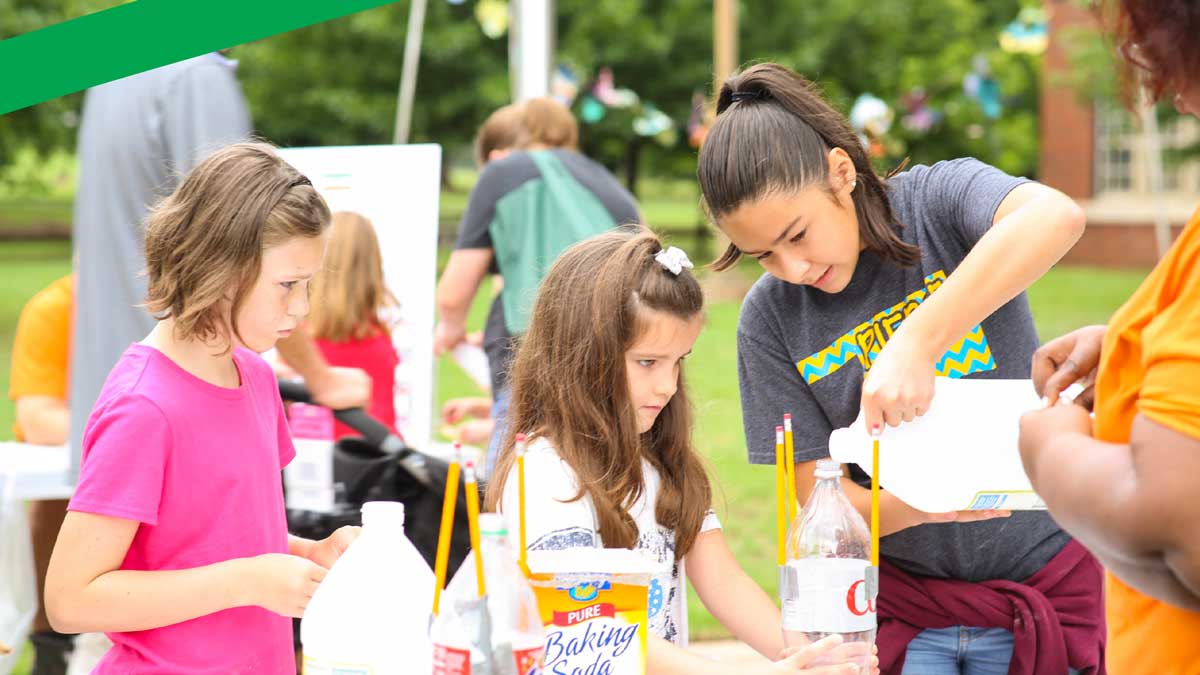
left=780, top=459, right=876, bottom=669
left=431, top=513, right=545, bottom=675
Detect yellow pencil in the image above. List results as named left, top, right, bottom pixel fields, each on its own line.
left=432, top=443, right=462, bottom=616
left=516, top=433, right=530, bottom=577
left=774, top=425, right=787, bottom=567
left=463, top=459, right=487, bottom=598
left=783, top=414, right=797, bottom=524
left=871, top=437, right=881, bottom=568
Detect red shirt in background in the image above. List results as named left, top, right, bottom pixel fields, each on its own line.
left=314, top=329, right=400, bottom=439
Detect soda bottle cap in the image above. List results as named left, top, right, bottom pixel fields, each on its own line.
left=479, top=512, right=509, bottom=537
left=814, top=459, right=843, bottom=479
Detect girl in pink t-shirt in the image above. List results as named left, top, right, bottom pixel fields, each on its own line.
left=45, top=143, right=358, bottom=674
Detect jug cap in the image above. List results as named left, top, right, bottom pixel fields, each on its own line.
left=361, top=501, right=405, bottom=528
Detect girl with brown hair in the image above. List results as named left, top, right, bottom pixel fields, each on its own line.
left=306, top=211, right=401, bottom=439
left=45, top=142, right=358, bottom=674
left=697, top=63, right=1103, bottom=673
left=1020, top=1, right=1200, bottom=671
left=486, top=226, right=877, bottom=674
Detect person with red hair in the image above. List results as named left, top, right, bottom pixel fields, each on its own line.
left=1018, top=1, right=1200, bottom=672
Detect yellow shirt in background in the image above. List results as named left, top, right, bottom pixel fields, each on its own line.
left=1094, top=209, right=1200, bottom=673
left=8, top=274, right=73, bottom=442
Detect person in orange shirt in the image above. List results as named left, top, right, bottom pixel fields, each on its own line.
left=9, top=274, right=74, bottom=675
left=1017, top=2, right=1200, bottom=673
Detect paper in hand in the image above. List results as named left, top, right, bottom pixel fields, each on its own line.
left=452, top=344, right=492, bottom=394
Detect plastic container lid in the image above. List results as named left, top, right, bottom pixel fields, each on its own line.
left=480, top=512, right=508, bottom=537
left=361, top=501, right=405, bottom=528
left=814, top=458, right=844, bottom=479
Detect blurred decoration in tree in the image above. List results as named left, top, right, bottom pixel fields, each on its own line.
left=475, top=0, right=509, bottom=39
left=900, top=87, right=942, bottom=135
left=1000, top=6, right=1048, bottom=55
left=592, top=67, right=640, bottom=108
left=687, top=91, right=710, bottom=149
left=964, top=54, right=1003, bottom=120
left=572, top=65, right=683, bottom=191
left=633, top=103, right=676, bottom=146
left=849, top=92, right=894, bottom=157
left=551, top=64, right=580, bottom=107
left=579, top=95, right=606, bottom=123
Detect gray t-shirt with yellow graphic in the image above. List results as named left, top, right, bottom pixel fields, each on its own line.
left=736, top=158, right=1069, bottom=582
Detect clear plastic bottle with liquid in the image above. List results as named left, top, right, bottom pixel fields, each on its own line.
left=431, top=513, right=545, bottom=675
left=780, top=459, right=876, bottom=670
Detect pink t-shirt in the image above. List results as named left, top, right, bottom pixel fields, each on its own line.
left=70, top=344, right=296, bottom=674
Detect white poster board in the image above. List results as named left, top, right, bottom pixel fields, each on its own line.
left=278, top=144, right=442, bottom=451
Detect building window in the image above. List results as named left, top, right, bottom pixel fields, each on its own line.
left=1093, top=103, right=1200, bottom=197
left=1095, top=105, right=1133, bottom=194
left=1160, top=114, right=1200, bottom=193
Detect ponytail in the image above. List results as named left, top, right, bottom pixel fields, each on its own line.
left=698, top=63, right=920, bottom=270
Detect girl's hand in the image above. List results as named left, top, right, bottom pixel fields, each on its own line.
left=309, top=366, right=372, bottom=410
left=888, top=487, right=1008, bottom=530
left=861, top=333, right=937, bottom=433
left=442, top=397, right=493, bottom=425
left=307, top=526, right=361, bottom=569
left=1031, top=325, right=1106, bottom=409
left=442, top=418, right=496, bottom=445
left=246, top=554, right=327, bottom=618
left=773, top=635, right=879, bottom=673
left=433, top=320, right=467, bottom=356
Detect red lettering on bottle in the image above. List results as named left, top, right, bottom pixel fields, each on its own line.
left=846, top=579, right=876, bottom=616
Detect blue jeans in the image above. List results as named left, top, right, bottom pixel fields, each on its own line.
left=483, top=386, right=511, bottom=481
left=901, top=627, right=1081, bottom=675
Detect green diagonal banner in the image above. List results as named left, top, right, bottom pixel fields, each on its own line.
left=0, top=0, right=401, bottom=115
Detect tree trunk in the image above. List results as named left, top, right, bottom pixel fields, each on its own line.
left=624, top=136, right=642, bottom=198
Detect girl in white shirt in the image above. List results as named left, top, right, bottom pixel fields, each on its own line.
left=485, top=226, right=876, bottom=674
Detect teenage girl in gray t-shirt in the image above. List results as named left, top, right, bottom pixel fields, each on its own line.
left=696, top=63, right=1105, bottom=674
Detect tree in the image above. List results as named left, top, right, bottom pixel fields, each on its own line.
left=235, top=3, right=509, bottom=154
left=2, top=0, right=1049, bottom=196
left=0, top=0, right=114, bottom=192
left=739, top=0, right=1039, bottom=177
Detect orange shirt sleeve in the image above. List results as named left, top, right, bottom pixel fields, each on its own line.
left=9, top=275, right=73, bottom=402
left=1138, top=216, right=1200, bottom=440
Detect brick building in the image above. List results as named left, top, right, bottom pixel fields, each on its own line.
left=1040, top=0, right=1198, bottom=267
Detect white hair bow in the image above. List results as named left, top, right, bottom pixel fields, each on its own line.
left=654, top=246, right=694, bottom=276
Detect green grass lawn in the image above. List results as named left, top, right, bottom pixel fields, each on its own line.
left=0, top=199, right=72, bottom=227
left=0, top=173, right=706, bottom=246
left=0, top=237, right=1148, bottom=660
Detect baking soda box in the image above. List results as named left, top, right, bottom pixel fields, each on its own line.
left=527, top=550, right=661, bottom=675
